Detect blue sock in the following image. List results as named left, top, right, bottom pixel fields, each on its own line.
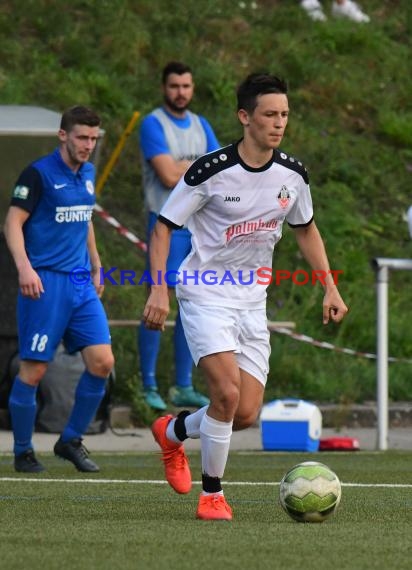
left=9, top=376, right=38, bottom=456
left=138, top=323, right=161, bottom=389
left=61, top=371, right=106, bottom=442
left=174, top=311, right=193, bottom=388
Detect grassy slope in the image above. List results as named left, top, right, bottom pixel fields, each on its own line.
left=0, top=0, right=411, bottom=409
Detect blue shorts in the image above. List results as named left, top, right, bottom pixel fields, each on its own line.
left=17, top=269, right=111, bottom=362
left=148, top=212, right=192, bottom=286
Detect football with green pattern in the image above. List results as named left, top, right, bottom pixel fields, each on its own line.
left=279, top=461, right=341, bottom=523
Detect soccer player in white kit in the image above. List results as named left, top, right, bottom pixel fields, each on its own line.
left=143, top=72, right=348, bottom=521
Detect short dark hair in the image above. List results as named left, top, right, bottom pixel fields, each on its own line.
left=237, top=73, right=288, bottom=113
left=60, top=105, right=101, bottom=132
left=162, top=61, right=192, bottom=84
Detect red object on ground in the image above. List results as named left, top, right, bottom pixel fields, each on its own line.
left=319, top=437, right=360, bottom=451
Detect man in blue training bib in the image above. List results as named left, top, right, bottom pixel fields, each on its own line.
left=4, top=105, right=114, bottom=473
left=138, top=61, right=220, bottom=411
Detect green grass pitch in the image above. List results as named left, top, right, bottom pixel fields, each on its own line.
left=0, top=451, right=411, bottom=570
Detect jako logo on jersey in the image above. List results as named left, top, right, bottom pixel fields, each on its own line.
left=224, top=196, right=240, bottom=202
left=278, top=185, right=290, bottom=209
left=225, top=218, right=278, bottom=243
left=55, top=205, right=94, bottom=223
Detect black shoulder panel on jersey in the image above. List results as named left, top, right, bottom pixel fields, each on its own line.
left=184, top=144, right=238, bottom=186
left=273, top=149, right=309, bottom=184
left=158, top=214, right=183, bottom=230
left=10, top=165, right=43, bottom=213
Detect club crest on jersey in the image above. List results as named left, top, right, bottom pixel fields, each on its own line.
left=13, top=185, right=29, bottom=199
left=277, top=185, right=290, bottom=209
left=86, top=180, right=94, bottom=195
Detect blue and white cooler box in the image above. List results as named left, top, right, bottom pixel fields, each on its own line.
left=260, top=399, right=322, bottom=452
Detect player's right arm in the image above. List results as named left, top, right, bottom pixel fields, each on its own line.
left=150, top=154, right=192, bottom=189
left=4, top=206, right=44, bottom=299
left=140, top=114, right=191, bottom=189
left=142, top=220, right=173, bottom=331
left=142, top=164, right=210, bottom=330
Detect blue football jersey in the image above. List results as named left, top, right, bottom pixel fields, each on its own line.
left=11, top=148, right=96, bottom=272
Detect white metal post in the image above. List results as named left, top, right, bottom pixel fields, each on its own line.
left=375, top=264, right=388, bottom=450
left=372, top=258, right=412, bottom=450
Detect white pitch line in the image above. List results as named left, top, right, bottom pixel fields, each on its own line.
left=0, top=477, right=412, bottom=488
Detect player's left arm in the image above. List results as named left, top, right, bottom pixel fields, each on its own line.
left=142, top=220, right=173, bottom=331
left=87, top=222, right=104, bottom=298
left=293, top=221, right=348, bottom=324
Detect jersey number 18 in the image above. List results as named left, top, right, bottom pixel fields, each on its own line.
left=31, top=333, right=49, bottom=352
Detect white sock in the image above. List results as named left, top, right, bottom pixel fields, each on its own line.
left=184, top=405, right=208, bottom=439
left=165, top=419, right=180, bottom=443
left=200, top=413, right=233, bottom=479
left=165, top=405, right=209, bottom=443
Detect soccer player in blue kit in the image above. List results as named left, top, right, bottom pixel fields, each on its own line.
left=138, top=61, right=220, bottom=411
left=3, top=105, right=114, bottom=473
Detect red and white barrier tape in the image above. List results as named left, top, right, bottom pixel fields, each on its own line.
left=94, top=203, right=147, bottom=253
left=272, top=327, right=412, bottom=364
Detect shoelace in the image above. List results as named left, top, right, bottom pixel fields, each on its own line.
left=71, top=439, right=90, bottom=458
left=25, top=451, right=39, bottom=465
left=161, top=446, right=187, bottom=469
left=210, top=496, right=227, bottom=510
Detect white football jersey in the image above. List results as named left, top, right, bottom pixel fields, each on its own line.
left=159, top=142, right=314, bottom=308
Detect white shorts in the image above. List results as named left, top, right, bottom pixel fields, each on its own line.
left=178, top=299, right=271, bottom=386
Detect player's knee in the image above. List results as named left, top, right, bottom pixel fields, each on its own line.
left=19, top=361, right=48, bottom=386
left=212, top=385, right=240, bottom=418
left=88, top=351, right=115, bottom=378
left=233, top=408, right=259, bottom=431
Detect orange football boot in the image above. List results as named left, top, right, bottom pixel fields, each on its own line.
left=196, top=493, right=233, bottom=521
left=152, top=415, right=192, bottom=494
